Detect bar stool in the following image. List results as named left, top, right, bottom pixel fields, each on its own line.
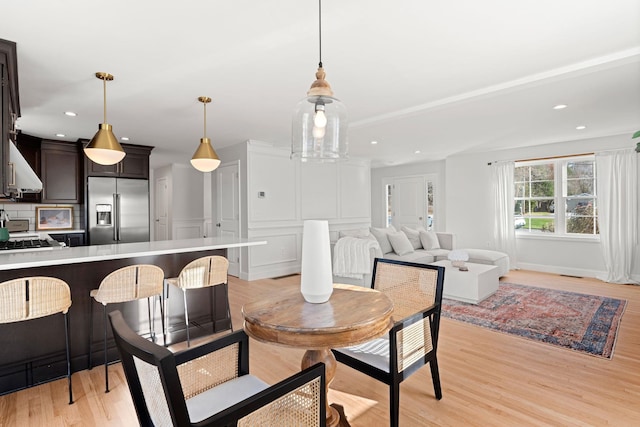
left=0, top=276, right=73, bottom=404
left=88, top=264, right=165, bottom=393
left=165, top=255, right=231, bottom=347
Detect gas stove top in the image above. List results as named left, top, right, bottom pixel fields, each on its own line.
left=0, top=239, right=55, bottom=251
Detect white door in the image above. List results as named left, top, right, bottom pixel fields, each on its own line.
left=217, top=162, right=240, bottom=277
left=154, top=176, right=169, bottom=241
left=391, top=176, right=426, bottom=229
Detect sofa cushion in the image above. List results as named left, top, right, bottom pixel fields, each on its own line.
left=384, top=250, right=435, bottom=264
left=461, top=248, right=510, bottom=276
left=419, top=230, right=441, bottom=250
left=424, top=248, right=451, bottom=261
left=370, top=226, right=396, bottom=254
left=387, top=231, right=414, bottom=256
left=400, top=226, right=422, bottom=250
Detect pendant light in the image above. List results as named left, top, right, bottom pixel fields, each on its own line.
left=292, top=0, right=348, bottom=161
left=191, top=96, right=221, bottom=172
left=84, top=72, right=126, bottom=165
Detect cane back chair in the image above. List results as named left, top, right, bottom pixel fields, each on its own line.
left=332, top=258, right=445, bottom=427
left=89, top=264, right=165, bottom=392
left=108, top=310, right=325, bottom=426
left=0, top=276, right=73, bottom=404
left=165, top=255, right=232, bottom=346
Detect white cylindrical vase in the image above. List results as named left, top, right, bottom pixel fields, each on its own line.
left=300, top=220, right=334, bottom=303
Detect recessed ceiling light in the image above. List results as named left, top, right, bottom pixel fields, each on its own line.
left=120, top=137, right=130, bottom=141
left=55, top=133, right=65, bottom=137
left=576, top=125, right=586, bottom=130
left=370, top=140, right=378, bottom=145
left=414, top=150, right=421, bottom=154
left=64, top=111, right=77, bottom=117
left=553, top=104, right=567, bottom=110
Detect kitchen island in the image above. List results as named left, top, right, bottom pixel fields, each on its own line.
left=0, top=237, right=265, bottom=395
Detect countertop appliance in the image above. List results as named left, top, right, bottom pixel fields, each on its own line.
left=88, top=177, right=150, bottom=245
left=0, top=219, right=62, bottom=253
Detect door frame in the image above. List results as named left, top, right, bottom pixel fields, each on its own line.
left=216, top=160, right=241, bottom=277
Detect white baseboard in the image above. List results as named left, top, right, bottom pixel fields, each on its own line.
left=516, top=262, right=604, bottom=279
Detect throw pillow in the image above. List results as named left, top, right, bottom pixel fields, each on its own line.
left=388, top=231, right=415, bottom=256
left=370, top=226, right=396, bottom=254
left=419, top=230, right=441, bottom=250
left=401, top=226, right=423, bottom=250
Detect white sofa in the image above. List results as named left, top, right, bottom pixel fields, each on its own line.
left=332, top=226, right=509, bottom=287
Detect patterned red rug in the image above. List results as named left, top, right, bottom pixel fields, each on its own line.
left=442, top=282, right=627, bottom=359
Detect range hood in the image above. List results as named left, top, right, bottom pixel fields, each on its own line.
left=8, top=139, right=42, bottom=194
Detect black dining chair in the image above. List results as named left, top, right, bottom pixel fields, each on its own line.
left=108, top=310, right=326, bottom=426
left=332, top=258, right=445, bottom=427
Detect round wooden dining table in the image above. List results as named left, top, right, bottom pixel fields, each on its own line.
left=243, top=283, right=394, bottom=427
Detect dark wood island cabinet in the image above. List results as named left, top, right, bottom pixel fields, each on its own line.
left=0, top=237, right=265, bottom=396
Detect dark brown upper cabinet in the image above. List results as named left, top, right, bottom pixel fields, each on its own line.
left=41, top=140, right=82, bottom=203
left=83, top=142, right=153, bottom=179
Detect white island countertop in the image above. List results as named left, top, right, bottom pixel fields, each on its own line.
left=0, top=237, right=266, bottom=271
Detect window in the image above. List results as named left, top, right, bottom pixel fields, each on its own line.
left=514, top=155, right=598, bottom=236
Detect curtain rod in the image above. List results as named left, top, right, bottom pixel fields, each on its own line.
left=487, top=152, right=595, bottom=166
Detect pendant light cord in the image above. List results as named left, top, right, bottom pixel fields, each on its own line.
left=203, top=101, right=207, bottom=138
left=103, top=77, right=107, bottom=123
left=318, top=0, right=322, bottom=68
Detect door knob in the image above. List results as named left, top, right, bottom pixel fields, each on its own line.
left=216, top=223, right=221, bottom=227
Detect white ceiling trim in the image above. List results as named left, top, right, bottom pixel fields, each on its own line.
left=351, top=48, right=640, bottom=129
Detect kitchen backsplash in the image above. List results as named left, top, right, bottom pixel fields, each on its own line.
left=0, top=203, right=83, bottom=231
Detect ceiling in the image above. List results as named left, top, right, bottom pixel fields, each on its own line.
left=3, top=0, right=640, bottom=169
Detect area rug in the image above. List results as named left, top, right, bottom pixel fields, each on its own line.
left=441, top=283, right=626, bottom=359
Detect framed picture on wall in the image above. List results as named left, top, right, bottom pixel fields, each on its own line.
left=36, top=206, right=74, bottom=230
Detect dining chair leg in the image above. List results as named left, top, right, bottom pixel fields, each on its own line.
left=390, top=382, right=400, bottom=427
left=183, top=289, right=190, bottom=347
left=209, top=286, right=215, bottom=334
left=430, top=357, right=443, bottom=400
left=64, top=312, right=73, bottom=404
left=163, top=280, right=169, bottom=336
left=147, top=297, right=153, bottom=340
left=158, top=293, right=166, bottom=346
left=224, top=281, right=232, bottom=331
left=103, top=304, right=109, bottom=393
left=88, top=297, right=94, bottom=370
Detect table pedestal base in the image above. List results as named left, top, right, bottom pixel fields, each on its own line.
left=302, top=348, right=342, bottom=427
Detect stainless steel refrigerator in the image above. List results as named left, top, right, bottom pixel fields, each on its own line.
left=87, top=177, right=150, bottom=245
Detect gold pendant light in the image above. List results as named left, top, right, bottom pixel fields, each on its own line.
left=191, top=96, right=221, bottom=172
left=84, top=72, right=126, bottom=165
left=292, top=0, right=348, bottom=161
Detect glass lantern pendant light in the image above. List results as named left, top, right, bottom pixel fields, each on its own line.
left=292, top=0, right=348, bottom=161
left=84, top=72, right=126, bottom=165
left=191, top=96, right=221, bottom=172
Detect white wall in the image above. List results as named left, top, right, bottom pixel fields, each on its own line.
left=216, top=141, right=371, bottom=280
left=151, top=164, right=206, bottom=240
left=444, top=133, right=639, bottom=279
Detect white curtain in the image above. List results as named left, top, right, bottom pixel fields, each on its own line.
left=595, top=149, right=638, bottom=284
left=491, top=161, right=517, bottom=270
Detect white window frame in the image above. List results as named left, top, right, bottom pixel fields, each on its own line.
left=515, top=154, right=598, bottom=240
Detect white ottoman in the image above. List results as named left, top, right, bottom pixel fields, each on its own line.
left=461, top=249, right=509, bottom=277
left=431, top=260, right=499, bottom=304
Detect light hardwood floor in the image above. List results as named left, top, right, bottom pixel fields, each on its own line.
left=1, top=270, right=639, bottom=426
